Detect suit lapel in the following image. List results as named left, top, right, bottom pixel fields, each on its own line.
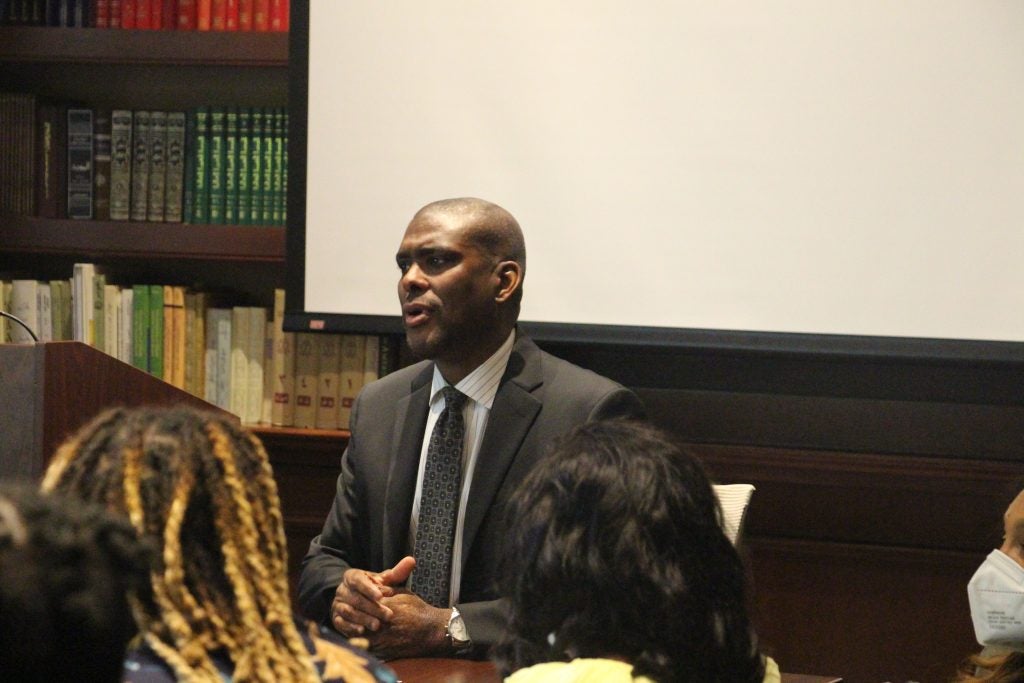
left=382, top=365, right=432, bottom=568
left=460, top=337, right=544, bottom=567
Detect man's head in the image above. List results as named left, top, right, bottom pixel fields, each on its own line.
left=396, top=197, right=525, bottom=383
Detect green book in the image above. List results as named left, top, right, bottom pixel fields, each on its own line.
left=92, top=273, right=106, bottom=353
left=236, top=108, right=252, bottom=225
left=271, top=108, right=286, bottom=226
left=164, top=111, right=186, bottom=223
left=261, top=107, right=275, bottom=225
left=224, top=107, right=239, bottom=224
left=131, top=284, right=150, bottom=371
left=148, top=284, right=164, bottom=380
left=280, top=112, right=288, bottom=227
left=208, top=107, right=226, bottom=224
left=190, top=107, right=210, bottom=224
left=249, top=108, right=264, bottom=226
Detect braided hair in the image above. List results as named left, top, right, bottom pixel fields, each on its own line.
left=42, top=406, right=320, bottom=683
left=0, top=483, right=151, bottom=682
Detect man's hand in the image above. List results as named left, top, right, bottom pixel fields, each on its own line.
left=331, top=556, right=416, bottom=637
left=366, top=592, right=450, bottom=661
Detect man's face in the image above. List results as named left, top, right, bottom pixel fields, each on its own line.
left=395, top=212, right=502, bottom=370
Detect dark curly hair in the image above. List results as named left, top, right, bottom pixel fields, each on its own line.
left=0, top=483, right=152, bottom=682
left=493, top=419, right=765, bottom=682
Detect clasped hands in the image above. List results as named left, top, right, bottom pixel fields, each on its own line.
left=331, top=555, right=450, bottom=660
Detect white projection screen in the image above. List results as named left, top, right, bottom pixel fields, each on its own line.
left=288, top=1, right=1024, bottom=359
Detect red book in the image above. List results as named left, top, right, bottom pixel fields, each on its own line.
left=196, top=0, right=210, bottom=29
left=135, top=0, right=150, bottom=28
left=252, top=0, right=268, bottom=31
left=176, top=0, right=195, bottom=29
left=95, top=0, right=111, bottom=27
left=148, top=0, right=161, bottom=29
left=121, top=0, right=135, bottom=28
left=224, top=0, right=237, bottom=30
left=269, top=0, right=284, bottom=32
left=210, top=0, right=225, bottom=30
left=162, top=0, right=176, bottom=28
left=109, top=0, right=121, bottom=26
left=237, top=0, right=251, bottom=31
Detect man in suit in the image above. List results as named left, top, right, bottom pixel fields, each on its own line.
left=297, top=197, right=644, bottom=659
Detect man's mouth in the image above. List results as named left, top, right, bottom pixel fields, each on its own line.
left=402, top=302, right=433, bottom=328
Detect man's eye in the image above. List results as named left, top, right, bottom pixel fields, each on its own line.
left=397, top=261, right=411, bottom=273
left=427, top=256, right=448, bottom=267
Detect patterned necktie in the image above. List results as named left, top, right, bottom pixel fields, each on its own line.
left=411, top=385, right=468, bottom=607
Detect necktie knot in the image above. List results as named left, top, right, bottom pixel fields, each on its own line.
left=442, top=386, right=467, bottom=413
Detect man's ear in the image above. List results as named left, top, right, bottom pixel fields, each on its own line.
left=494, top=261, right=523, bottom=303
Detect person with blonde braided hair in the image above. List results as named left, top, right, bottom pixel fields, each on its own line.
left=41, top=405, right=396, bottom=683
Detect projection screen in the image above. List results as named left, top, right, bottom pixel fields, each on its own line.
left=287, top=1, right=1024, bottom=360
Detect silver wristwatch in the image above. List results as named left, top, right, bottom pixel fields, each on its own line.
left=445, top=606, right=473, bottom=654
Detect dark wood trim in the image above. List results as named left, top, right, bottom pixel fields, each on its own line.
left=0, top=215, right=285, bottom=262
left=0, top=27, right=288, bottom=65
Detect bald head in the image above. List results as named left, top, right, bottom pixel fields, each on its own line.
left=414, top=198, right=526, bottom=277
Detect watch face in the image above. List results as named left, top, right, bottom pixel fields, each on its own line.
left=450, top=614, right=470, bottom=643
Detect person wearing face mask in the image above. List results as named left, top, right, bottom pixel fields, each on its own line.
left=958, top=488, right=1024, bottom=682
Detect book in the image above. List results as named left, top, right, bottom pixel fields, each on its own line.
left=204, top=307, right=232, bottom=409
left=207, top=107, right=226, bottom=224
left=244, top=306, right=267, bottom=424
left=91, top=272, right=105, bottom=352
left=338, top=333, right=366, bottom=430
left=163, top=285, right=185, bottom=388
left=148, top=284, right=164, bottom=380
left=49, top=279, right=72, bottom=341
left=252, top=0, right=267, bottom=31
left=92, top=108, right=111, bottom=221
left=223, top=106, right=238, bottom=224
left=363, top=334, right=380, bottom=387
left=66, top=107, right=93, bottom=219
left=211, top=0, right=224, bottom=30
left=10, top=279, right=39, bottom=343
left=131, top=283, right=150, bottom=371
left=118, top=286, right=133, bottom=364
left=235, top=107, right=251, bottom=224
left=146, top=110, right=168, bottom=222
left=36, top=282, right=52, bottom=342
left=378, top=334, right=399, bottom=377
left=164, top=111, right=186, bottom=223
left=248, top=107, right=263, bottom=224
left=36, top=101, right=67, bottom=219
left=109, top=109, right=132, bottom=221
left=103, top=283, right=120, bottom=356
left=271, top=107, right=285, bottom=225
left=129, top=110, right=151, bottom=222
left=270, top=287, right=295, bottom=427
left=196, top=0, right=211, bottom=30
left=229, top=305, right=250, bottom=419
left=176, top=0, right=196, bottom=29
left=188, top=106, right=210, bottom=223
left=237, top=0, right=251, bottom=30
left=270, top=0, right=285, bottom=31
left=260, top=106, right=275, bottom=225
left=71, top=262, right=95, bottom=344
left=314, top=333, right=341, bottom=430
left=184, top=291, right=207, bottom=398
left=292, top=332, right=319, bottom=428
left=261, top=319, right=274, bottom=423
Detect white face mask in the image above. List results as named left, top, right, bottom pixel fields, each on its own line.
left=968, top=549, right=1024, bottom=646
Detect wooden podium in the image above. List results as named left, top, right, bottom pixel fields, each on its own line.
left=0, top=341, right=231, bottom=480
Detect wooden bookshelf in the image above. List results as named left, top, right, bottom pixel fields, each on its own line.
left=0, top=27, right=288, bottom=66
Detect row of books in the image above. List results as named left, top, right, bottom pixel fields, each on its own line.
left=0, top=276, right=396, bottom=429
left=0, top=0, right=288, bottom=31
left=0, top=94, right=288, bottom=226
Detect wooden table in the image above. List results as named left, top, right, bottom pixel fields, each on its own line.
left=388, top=658, right=842, bottom=683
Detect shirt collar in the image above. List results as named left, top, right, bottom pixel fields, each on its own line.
left=430, top=329, right=516, bottom=410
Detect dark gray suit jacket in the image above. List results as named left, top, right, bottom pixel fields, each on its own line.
left=296, top=335, right=644, bottom=650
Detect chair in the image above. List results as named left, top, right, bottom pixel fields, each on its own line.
left=713, top=483, right=755, bottom=546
